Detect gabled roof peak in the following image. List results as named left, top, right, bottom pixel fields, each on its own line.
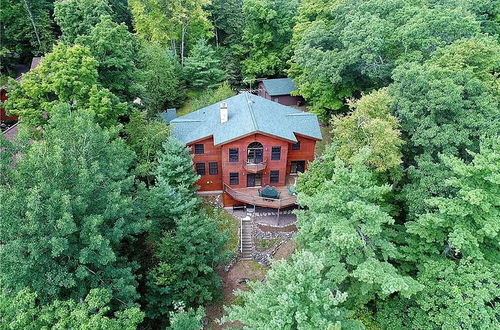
left=169, top=92, right=321, bottom=145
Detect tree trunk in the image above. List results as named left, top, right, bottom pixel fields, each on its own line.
left=22, top=0, right=42, bottom=50
left=180, top=24, right=187, bottom=66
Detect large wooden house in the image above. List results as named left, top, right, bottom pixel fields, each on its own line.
left=169, top=92, right=322, bottom=208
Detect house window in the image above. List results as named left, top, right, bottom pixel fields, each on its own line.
left=209, top=162, right=218, bottom=175
left=290, top=161, right=306, bottom=174
left=272, top=97, right=279, bottom=103
left=292, top=141, right=301, bottom=150
left=229, top=148, right=239, bottom=162
left=271, top=146, right=281, bottom=160
left=195, top=163, right=206, bottom=175
left=229, top=172, right=239, bottom=185
left=270, top=170, right=279, bottom=183
left=194, top=144, right=204, bottom=154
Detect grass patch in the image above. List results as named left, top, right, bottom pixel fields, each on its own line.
left=254, top=238, right=281, bottom=251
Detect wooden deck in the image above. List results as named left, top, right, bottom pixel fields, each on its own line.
left=224, top=184, right=297, bottom=209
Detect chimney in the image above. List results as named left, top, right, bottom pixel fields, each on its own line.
left=220, top=102, right=228, bottom=123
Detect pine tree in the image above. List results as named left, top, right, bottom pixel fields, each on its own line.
left=0, top=108, right=143, bottom=305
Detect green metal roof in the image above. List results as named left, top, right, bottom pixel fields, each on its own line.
left=169, top=93, right=322, bottom=145
left=261, top=78, right=298, bottom=96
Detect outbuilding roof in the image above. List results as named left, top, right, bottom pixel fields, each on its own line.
left=169, top=92, right=321, bottom=146
left=261, top=78, right=298, bottom=96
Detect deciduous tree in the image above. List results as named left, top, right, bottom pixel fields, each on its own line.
left=54, top=0, right=112, bottom=44
left=332, top=88, right=403, bottom=178
left=6, top=44, right=127, bottom=131
left=75, top=16, right=140, bottom=100
left=240, top=0, right=299, bottom=78
left=0, top=288, right=144, bottom=329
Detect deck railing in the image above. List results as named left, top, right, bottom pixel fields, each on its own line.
left=243, top=159, right=267, bottom=172
left=224, top=184, right=297, bottom=208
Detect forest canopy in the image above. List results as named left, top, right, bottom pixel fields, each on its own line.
left=1, top=0, right=499, bottom=329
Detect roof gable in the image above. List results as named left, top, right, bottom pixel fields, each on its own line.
left=261, top=78, right=298, bottom=96
left=169, top=93, right=322, bottom=145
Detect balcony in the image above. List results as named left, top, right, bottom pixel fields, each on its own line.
left=224, top=184, right=297, bottom=209
left=243, top=160, right=267, bottom=173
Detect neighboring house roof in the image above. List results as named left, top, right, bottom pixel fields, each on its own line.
left=261, top=78, right=298, bottom=96
left=160, top=108, right=177, bottom=124
left=2, top=123, right=19, bottom=142
left=169, top=92, right=321, bottom=146
left=30, top=57, right=42, bottom=71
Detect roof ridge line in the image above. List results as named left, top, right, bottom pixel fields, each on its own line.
left=245, top=93, right=258, bottom=131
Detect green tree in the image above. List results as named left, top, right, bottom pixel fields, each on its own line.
left=0, top=288, right=144, bottom=329
left=208, top=0, right=244, bottom=47
left=331, top=88, right=403, bottom=178
left=391, top=37, right=500, bottom=217
left=296, top=151, right=422, bottom=308
left=146, top=137, right=200, bottom=237
left=224, top=251, right=364, bottom=329
left=289, top=0, right=484, bottom=119
left=6, top=43, right=127, bottom=131
left=146, top=212, right=228, bottom=322
left=168, top=304, right=205, bottom=330
left=136, top=43, right=186, bottom=114
left=190, top=81, right=235, bottom=110
left=54, top=0, right=113, bottom=44
left=0, top=108, right=143, bottom=305
left=0, top=0, right=55, bottom=59
left=405, top=138, right=500, bottom=263
left=75, top=16, right=140, bottom=100
left=184, top=39, right=226, bottom=90
left=124, top=110, right=170, bottom=183
left=240, top=0, right=299, bottom=78
left=129, top=0, right=212, bottom=64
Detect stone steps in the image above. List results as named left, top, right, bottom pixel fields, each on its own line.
left=240, top=217, right=253, bottom=259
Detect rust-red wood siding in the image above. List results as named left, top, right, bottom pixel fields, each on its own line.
left=0, top=88, right=18, bottom=122
left=189, top=136, right=223, bottom=191
left=188, top=132, right=317, bottom=207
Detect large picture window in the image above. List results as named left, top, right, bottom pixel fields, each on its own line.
left=229, top=148, right=239, bottom=162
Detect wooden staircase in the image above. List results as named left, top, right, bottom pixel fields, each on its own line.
left=240, top=216, right=253, bottom=260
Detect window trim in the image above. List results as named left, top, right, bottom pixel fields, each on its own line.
left=271, top=146, right=281, bottom=160
left=194, top=144, right=204, bottom=154
left=208, top=162, right=218, bottom=175
left=270, top=170, right=279, bottom=183
left=229, top=148, right=239, bottom=162
left=229, top=172, right=239, bottom=185
left=195, top=162, right=206, bottom=175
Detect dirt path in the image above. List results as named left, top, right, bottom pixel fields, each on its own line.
left=205, top=260, right=267, bottom=329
